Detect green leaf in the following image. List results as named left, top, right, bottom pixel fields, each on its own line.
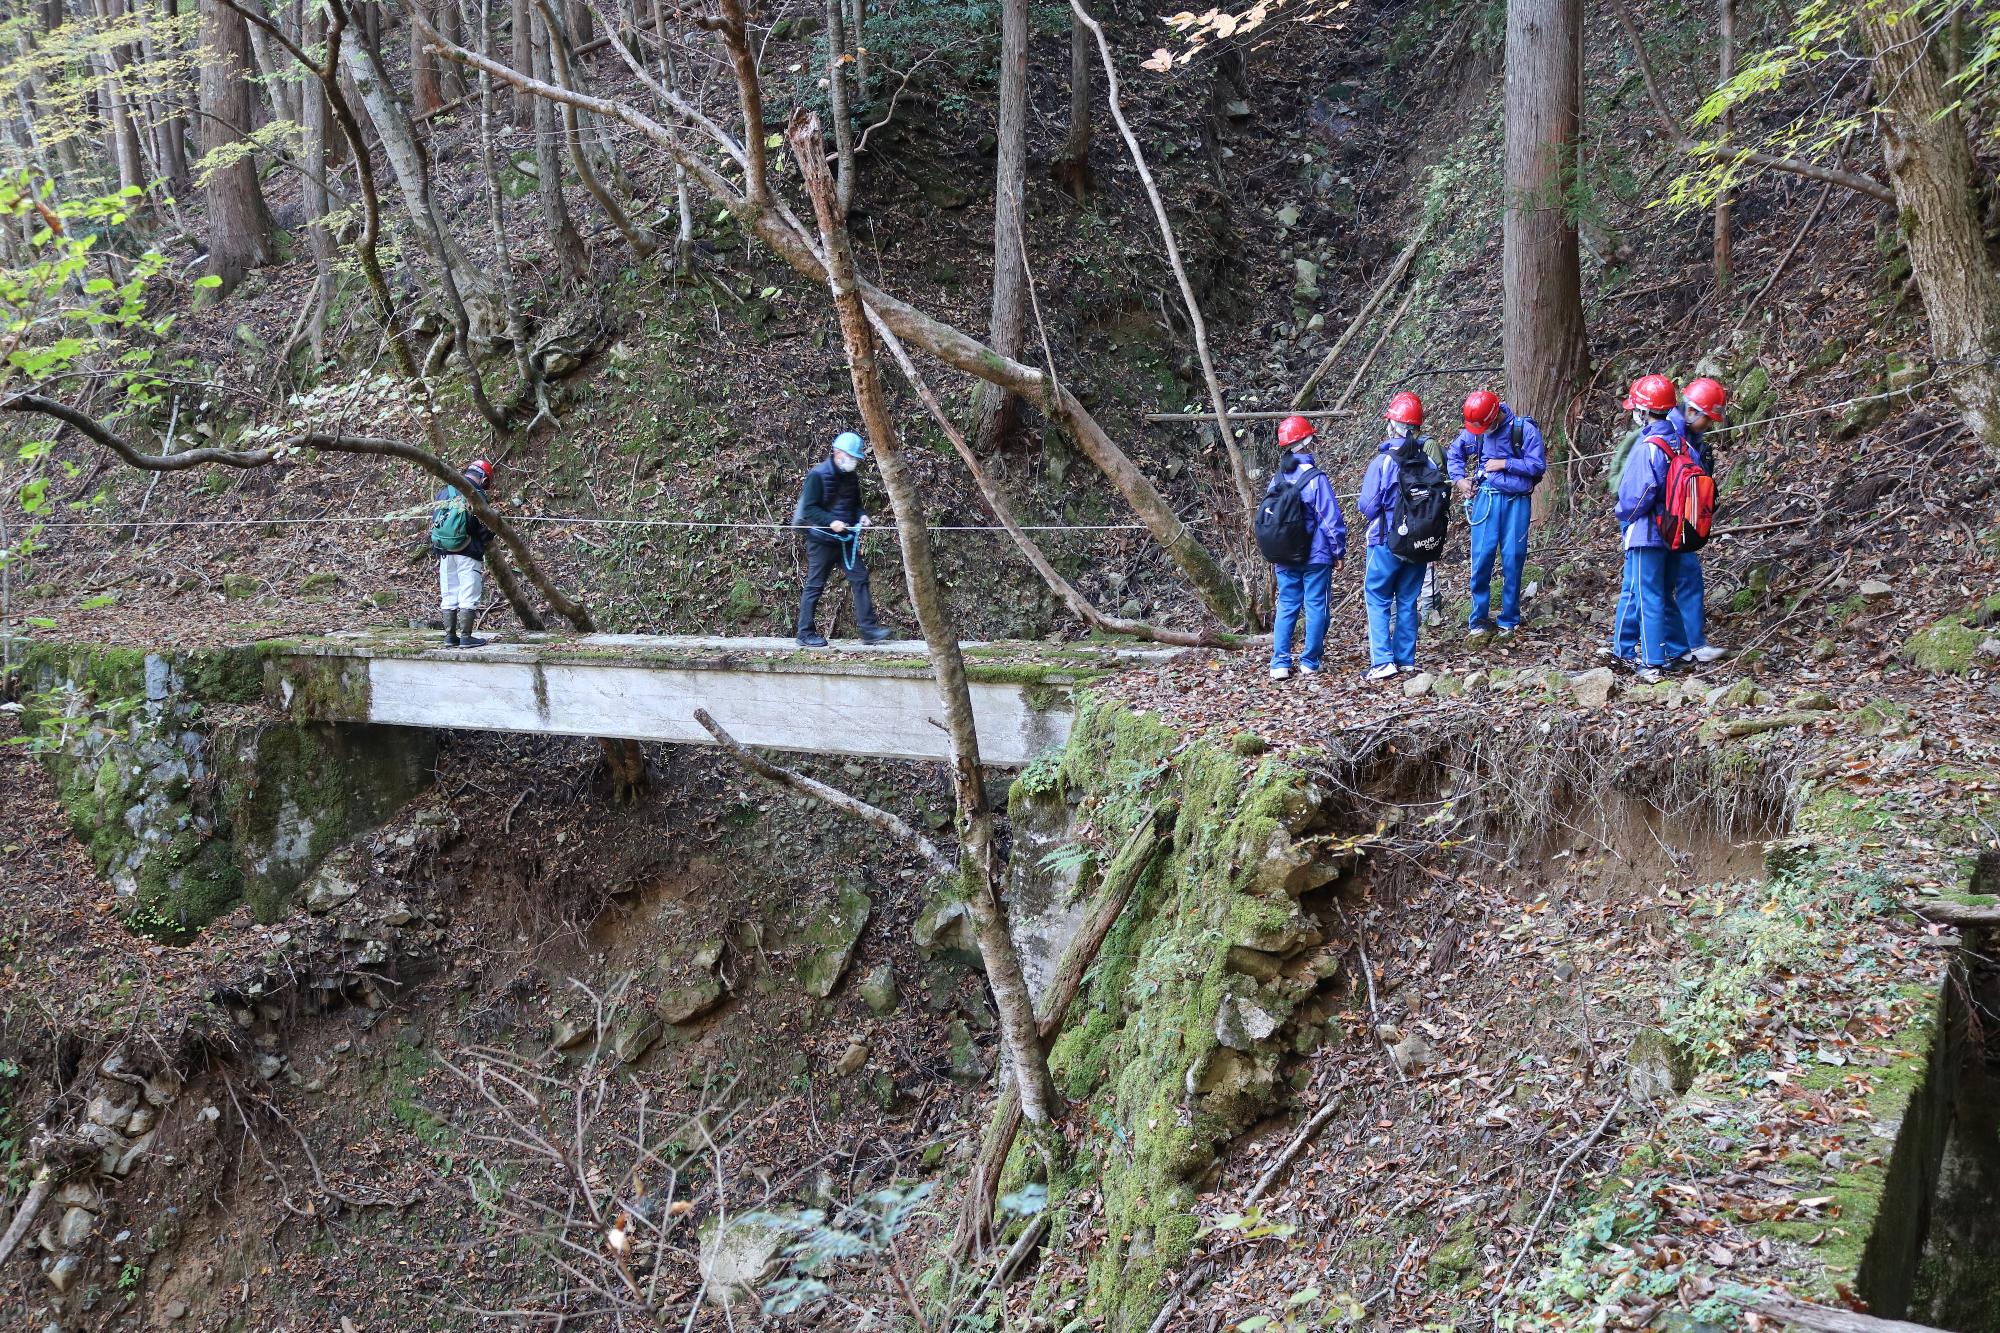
left=84, top=277, right=114, bottom=294
left=25, top=616, right=56, bottom=629
left=193, top=274, right=222, bottom=290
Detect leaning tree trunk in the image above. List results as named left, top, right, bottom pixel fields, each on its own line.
left=1053, top=7, right=1093, bottom=195
left=339, top=23, right=507, bottom=339
left=1863, top=4, right=2000, bottom=449
left=785, top=109, right=1057, bottom=1147
left=527, top=4, right=590, bottom=283
left=1501, top=0, right=1589, bottom=501
left=198, top=0, right=277, bottom=294
left=970, top=0, right=1029, bottom=455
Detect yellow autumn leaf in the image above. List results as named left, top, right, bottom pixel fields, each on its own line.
left=1141, top=47, right=1175, bottom=72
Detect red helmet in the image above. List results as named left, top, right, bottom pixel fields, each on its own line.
left=1383, top=391, right=1424, bottom=426
left=465, top=458, right=493, bottom=484
left=1622, top=374, right=1677, bottom=413
left=1683, top=377, right=1728, bottom=421
left=1462, top=390, right=1502, bottom=434
left=1277, top=414, right=1316, bottom=448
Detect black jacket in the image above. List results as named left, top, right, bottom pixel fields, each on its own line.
left=431, top=474, right=493, bottom=560
left=796, top=459, right=862, bottom=542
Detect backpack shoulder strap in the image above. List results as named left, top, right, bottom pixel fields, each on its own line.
left=1509, top=418, right=1524, bottom=454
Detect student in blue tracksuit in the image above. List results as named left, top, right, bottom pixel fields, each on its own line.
left=1356, top=391, right=1431, bottom=681
left=1266, top=415, right=1348, bottom=681
left=1447, top=389, right=1545, bottom=647
left=1667, top=377, right=1729, bottom=664
left=1608, top=375, right=1688, bottom=682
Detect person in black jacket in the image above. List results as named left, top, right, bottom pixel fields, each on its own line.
left=794, top=432, right=892, bottom=647
left=431, top=458, right=494, bottom=648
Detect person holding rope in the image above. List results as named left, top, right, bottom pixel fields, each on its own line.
left=1446, top=389, right=1545, bottom=648
left=794, top=431, right=894, bottom=648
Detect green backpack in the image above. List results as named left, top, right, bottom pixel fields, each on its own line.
left=430, top=489, right=472, bottom=552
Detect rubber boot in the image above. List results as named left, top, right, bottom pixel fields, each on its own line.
left=456, top=610, right=487, bottom=649
left=442, top=608, right=459, bottom=648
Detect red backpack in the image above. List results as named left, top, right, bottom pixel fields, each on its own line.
left=1652, top=436, right=1715, bottom=552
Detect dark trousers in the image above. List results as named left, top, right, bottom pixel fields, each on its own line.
left=798, top=536, right=879, bottom=635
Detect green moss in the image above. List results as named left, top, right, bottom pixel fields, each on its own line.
left=1901, top=596, right=2000, bottom=675
left=299, top=571, right=339, bottom=595
left=1039, top=698, right=1331, bottom=1331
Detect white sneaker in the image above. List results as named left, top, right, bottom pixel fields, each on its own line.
left=1634, top=667, right=1664, bottom=684
left=1594, top=644, right=1620, bottom=660
left=1270, top=666, right=1292, bottom=681
left=1299, top=664, right=1321, bottom=675
left=1367, top=664, right=1399, bottom=682
left=1684, top=645, right=1726, bottom=664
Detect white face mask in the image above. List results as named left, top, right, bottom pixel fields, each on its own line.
left=833, top=452, right=859, bottom=473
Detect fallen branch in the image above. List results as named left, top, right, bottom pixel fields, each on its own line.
left=1242, top=1076, right=1353, bottom=1206
left=876, top=313, right=1214, bottom=647
left=1332, top=283, right=1420, bottom=415
left=693, top=708, right=947, bottom=872
left=1292, top=217, right=1432, bottom=410
left=1740, top=1295, right=1950, bottom=1333
left=0, top=1165, right=55, bottom=1269
left=1492, top=1094, right=1628, bottom=1308
left=1903, top=899, right=2000, bottom=930
left=1733, top=166, right=1839, bottom=335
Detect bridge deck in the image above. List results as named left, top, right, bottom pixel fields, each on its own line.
left=261, top=631, right=1175, bottom=765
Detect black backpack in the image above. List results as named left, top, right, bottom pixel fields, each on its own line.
left=1254, top=469, right=1315, bottom=565
left=1386, top=441, right=1451, bottom=564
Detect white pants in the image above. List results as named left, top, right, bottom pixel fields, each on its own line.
left=439, top=554, right=485, bottom=610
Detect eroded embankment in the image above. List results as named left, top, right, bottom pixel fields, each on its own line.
left=1005, top=693, right=1996, bottom=1333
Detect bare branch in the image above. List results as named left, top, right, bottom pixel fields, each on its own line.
left=693, top=708, right=949, bottom=871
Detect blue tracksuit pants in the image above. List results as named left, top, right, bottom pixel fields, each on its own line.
left=1271, top=563, right=1333, bottom=672
left=1612, top=549, right=1688, bottom=667
left=1365, top=546, right=1425, bottom=668
left=1466, top=489, right=1532, bottom=631
left=1676, top=552, right=1706, bottom=650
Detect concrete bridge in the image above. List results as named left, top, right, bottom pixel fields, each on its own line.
left=261, top=632, right=1175, bottom=765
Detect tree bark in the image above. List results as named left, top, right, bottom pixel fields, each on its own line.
left=511, top=0, right=533, bottom=123
left=1053, top=8, right=1092, bottom=195
left=1862, top=5, right=2000, bottom=448
left=824, top=0, right=855, bottom=215
left=526, top=3, right=590, bottom=282
left=1713, top=0, right=1733, bottom=288
left=1500, top=0, right=1589, bottom=467
left=340, top=20, right=508, bottom=336
left=970, top=0, right=1029, bottom=455
left=535, top=0, right=654, bottom=257
left=300, top=3, right=335, bottom=362
left=410, top=0, right=443, bottom=115
left=199, top=0, right=277, bottom=294
left=785, top=110, right=1057, bottom=1139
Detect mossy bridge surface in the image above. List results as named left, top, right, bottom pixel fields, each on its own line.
left=262, top=631, right=1176, bottom=764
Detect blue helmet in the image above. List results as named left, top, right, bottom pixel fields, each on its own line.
left=832, top=431, right=867, bottom=460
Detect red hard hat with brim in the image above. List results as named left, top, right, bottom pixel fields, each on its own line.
left=1383, top=391, right=1424, bottom=426
left=1462, top=390, right=1501, bottom=433
left=1277, top=414, right=1316, bottom=448
left=1622, top=375, right=1677, bottom=413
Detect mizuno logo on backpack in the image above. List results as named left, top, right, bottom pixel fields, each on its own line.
left=1387, top=445, right=1451, bottom=564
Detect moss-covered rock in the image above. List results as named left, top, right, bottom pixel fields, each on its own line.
left=1901, top=595, right=2000, bottom=676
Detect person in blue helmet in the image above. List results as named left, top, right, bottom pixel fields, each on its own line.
left=1666, top=377, right=1728, bottom=665
left=1447, top=388, right=1545, bottom=648
left=1607, top=374, right=1689, bottom=683
left=794, top=431, right=893, bottom=647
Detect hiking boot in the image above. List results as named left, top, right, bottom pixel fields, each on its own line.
left=858, top=626, right=894, bottom=645
left=1366, top=664, right=1399, bottom=682
left=442, top=609, right=459, bottom=649
left=1634, top=666, right=1664, bottom=684
left=454, top=611, right=486, bottom=649
left=1270, top=666, right=1293, bottom=682
left=1683, top=644, right=1726, bottom=664
left=797, top=630, right=829, bottom=648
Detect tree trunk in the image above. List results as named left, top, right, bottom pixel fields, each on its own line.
left=535, top=0, right=654, bottom=257
left=824, top=0, right=855, bottom=215
left=339, top=24, right=508, bottom=336
left=301, top=3, right=335, bottom=362
left=1713, top=0, right=1733, bottom=288
left=785, top=109, right=1057, bottom=1138
left=409, top=0, right=442, bottom=115
left=1501, top=0, right=1589, bottom=495
left=510, top=0, right=532, bottom=124
left=199, top=0, right=277, bottom=294
left=1862, top=5, right=2000, bottom=448
left=527, top=5, right=590, bottom=282
left=1053, top=7, right=1092, bottom=195
left=970, top=0, right=1029, bottom=455
left=847, top=0, right=866, bottom=91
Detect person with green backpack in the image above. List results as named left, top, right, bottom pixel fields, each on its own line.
left=429, top=458, right=494, bottom=648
